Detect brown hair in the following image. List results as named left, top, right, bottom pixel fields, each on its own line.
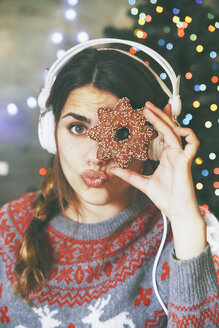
left=13, top=47, right=165, bottom=304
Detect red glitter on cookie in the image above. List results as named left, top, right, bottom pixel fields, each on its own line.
left=87, top=97, right=157, bottom=168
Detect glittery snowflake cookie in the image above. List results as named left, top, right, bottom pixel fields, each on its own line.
left=87, top=97, right=158, bottom=168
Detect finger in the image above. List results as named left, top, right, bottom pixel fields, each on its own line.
left=109, top=167, right=149, bottom=195
left=145, top=102, right=176, bottom=129
left=143, top=107, right=182, bottom=148
left=173, top=127, right=200, bottom=160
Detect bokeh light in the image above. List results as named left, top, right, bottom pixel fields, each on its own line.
left=210, top=104, right=217, bottom=111
left=67, top=0, right=78, bottom=5
left=210, top=51, right=217, bottom=58
left=185, top=72, right=193, bottom=79
left=211, top=76, right=218, bottom=83
left=209, top=153, right=216, bottom=160
left=190, top=34, right=197, bottom=41
left=196, top=45, right=204, bottom=53
left=205, top=121, right=212, bottom=128
left=64, top=9, right=77, bottom=20
left=39, top=168, right=47, bottom=176
left=156, top=6, right=163, bottom=13
left=214, top=168, right=219, bottom=175
left=202, top=169, right=209, bottom=177
left=196, top=182, right=203, bottom=190
left=185, top=16, right=192, bottom=23
left=51, top=31, right=63, bottom=44
left=76, top=31, right=89, bottom=42
left=26, top=97, right=37, bottom=109
left=193, top=100, right=200, bottom=108
left=208, top=25, right=215, bottom=32
left=195, top=157, right=203, bottom=165
left=7, top=103, right=18, bottom=116
left=131, top=8, right=138, bottom=15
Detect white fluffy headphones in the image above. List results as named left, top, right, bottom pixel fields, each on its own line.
left=38, top=38, right=182, bottom=161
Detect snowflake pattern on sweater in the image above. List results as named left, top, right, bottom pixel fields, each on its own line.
left=0, top=192, right=218, bottom=328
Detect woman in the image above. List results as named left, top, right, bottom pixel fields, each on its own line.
left=0, top=44, right=218, bottom=328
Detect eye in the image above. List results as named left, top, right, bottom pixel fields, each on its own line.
left=69, top=123, right=87, bottom=135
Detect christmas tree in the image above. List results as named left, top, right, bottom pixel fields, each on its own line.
left=104, top=0, right=219, bottom=217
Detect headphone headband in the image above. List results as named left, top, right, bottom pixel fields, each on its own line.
left=38, top=38, right=181, bottom=116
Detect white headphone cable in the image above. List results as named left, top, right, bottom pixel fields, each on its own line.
left=152, top=211, right=168, bottom=316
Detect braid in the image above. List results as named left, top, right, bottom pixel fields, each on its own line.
left=13, top=168, right=58, bottom=305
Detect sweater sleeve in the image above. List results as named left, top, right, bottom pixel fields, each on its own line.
left=167, top=243, right=219, bottom=327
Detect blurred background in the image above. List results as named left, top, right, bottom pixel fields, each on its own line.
left=0, top=0, right=218, bottom=217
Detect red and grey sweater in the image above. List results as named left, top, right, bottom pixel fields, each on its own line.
left=0, top=191, right=218, bottom=327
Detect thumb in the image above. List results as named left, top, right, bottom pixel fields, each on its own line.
left=110, top=167, right=149, bottom=195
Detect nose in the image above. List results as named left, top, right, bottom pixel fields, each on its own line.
left=86, top=138, right=107, bottom=167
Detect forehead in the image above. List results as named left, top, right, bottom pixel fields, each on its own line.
left=61, top=85, right=119, bottom=117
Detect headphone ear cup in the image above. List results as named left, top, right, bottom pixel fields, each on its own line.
left=148, top=133, right=164, bottom=161
left=38, top=110, right=57, bottom=154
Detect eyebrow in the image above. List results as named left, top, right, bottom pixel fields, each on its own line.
left=62, top=112, right=91, bottom=124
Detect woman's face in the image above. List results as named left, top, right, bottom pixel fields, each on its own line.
left=56, top=85, right=143, bottom=219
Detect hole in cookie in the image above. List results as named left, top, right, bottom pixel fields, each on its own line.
left=115, top=126, right=130, bottom=141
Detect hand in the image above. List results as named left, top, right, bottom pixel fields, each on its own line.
left=110, top=101, right=201, bottom=222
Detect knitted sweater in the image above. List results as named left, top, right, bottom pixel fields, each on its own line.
left=0, top=192, right=218, bottom=328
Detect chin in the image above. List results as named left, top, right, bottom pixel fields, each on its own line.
left=79, top=188, right=113, bottom=206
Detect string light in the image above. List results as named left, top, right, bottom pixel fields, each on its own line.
left=64, top=9, right=77, bottom=20
left=207, top=13, right=214, bottom=20
left=39, top=168, right=47, bottom=176
left=194, top=84, right=200, bottom=92
left=160, top=73, right=167, bottom=80
left=185, top=16, right=192, bottom=23
left=186, top=113, right=193, bottom=120
left=209, top=153, right=216, bottom=160
left=185, top=72, right=193, bottom=79
left=202, top=170, right=209, bottom=177
left=190, top=34, right=197, bottom=41
left=0, top=161, right=9, bottom=176
left=7, top=103, right=18, bottom=115
left=210, top=51, right=217, bottom=59
left=208, top=25, right=215, bottom=32
left=139, top=13, right=145, bottom=19
left=129, top=47, right=137, bottom=55
left=215, top=189, right=219, bottom=196
left=166, top=43, right=173, bottom=50
left=138, top=18, right=145, bottom=25
left=56, top=49, right=66, bottom=58
left=76, top=31, right=89, bottom=42
left=150, top=0, right=157, bottom=3
left=173, top=8, right=180, bottom=15
left=26, top=97, right=37, bottom=109
left=214, top=168, right=219, bottom=175
left=67, top=0, right=78, bottom=5
left=196, top=182, right=203, bottom=190
left=195, top=157, right=203, bottom=165
left=213, top=182, right=219, bottom=189
left=163, top=26, right=170, bottom=33
left=193, top=100, right=200, bottom=108
left=178, top=29, right=185, bottom=38
left=51, top=32, right=63, bottom=44
left=210, top=104, right=217, bottom=111
left=156, top=6, right=163, bottom=13
left=215, top=22, right=219, bottom=29
left=196, top=45, right=204, bottom=53
left=131, top=8, right=138, bottom=15
left=200, top=84, right=206, bottom=91
left=145, top=15, right=152, bottom=23
left=205, top=121, right=212, bottom=128
left=211, top=76, right=218, bottom=83
left=129, top=0, right=136, bottom=5
left=158, top=39, right=165, bottom=46
left=172, top=16, right=179, bottom=23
